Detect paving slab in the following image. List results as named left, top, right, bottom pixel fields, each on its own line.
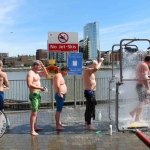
left=0, top=104, right=150, bottom=150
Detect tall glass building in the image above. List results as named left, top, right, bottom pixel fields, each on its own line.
left=84, top=21, right=100, bottom=60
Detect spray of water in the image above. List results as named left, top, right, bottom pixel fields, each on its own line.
left=117, top=50, right=150, bottom=127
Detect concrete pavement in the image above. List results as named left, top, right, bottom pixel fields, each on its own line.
left=0, top=104, right=150, bottom=150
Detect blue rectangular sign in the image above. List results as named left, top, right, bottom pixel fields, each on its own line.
left=67, top=52, right=82, bottom=75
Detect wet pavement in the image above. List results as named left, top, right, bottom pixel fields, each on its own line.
left=0, top=104, right=150, bottom=150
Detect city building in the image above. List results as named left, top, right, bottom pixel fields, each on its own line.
left=100, top=50, right=120, bottom=65
left=83, top=21, right=100, bottom=60
left=3, top=55, right=36, bottom=66
left=79, top=37, right=91, bottom=61
left=0, top=53, right=9, bottom=57
left=36, top=49, right=47, bottom=60
left=36, top=49, right=48, bottom=65
left=0, top=53, right=9, bottom=61
left=48, top=52, right=67, bottom=66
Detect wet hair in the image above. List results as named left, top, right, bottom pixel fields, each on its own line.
left=60, top=66, right=70, bottom=71
left=88, top=60, right=98, bottom=66
left=32, top=60, right=40, bottom=66
left=92, top=60, right=98, bottom=65
left=0, top=60, right=3, bottom=66
left=144, top=55, right=150, bottom=61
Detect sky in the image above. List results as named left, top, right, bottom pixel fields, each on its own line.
left=1, top=0, right=150, bottom=57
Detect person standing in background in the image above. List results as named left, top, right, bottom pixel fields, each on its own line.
left=53, top=66, right=70, bottom=130
left=83, top=58, right=104, bottom=130
left=0, top=60, right=9, bottom=111
left=26, top=60, right=48, bottom=136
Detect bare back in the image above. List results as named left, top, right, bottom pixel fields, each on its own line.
left=53, top=73, right=67, bottom=94
left=26, top=70, right=41, bottom=92
left=136, top=62, right=149, bottom=84
left=83, top=68, right=96, bottom=91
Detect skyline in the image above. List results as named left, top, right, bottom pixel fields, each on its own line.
left=1, top=0, right=150, bottom=57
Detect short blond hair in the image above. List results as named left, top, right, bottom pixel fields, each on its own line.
left=92, top=60, right=98, bottom=65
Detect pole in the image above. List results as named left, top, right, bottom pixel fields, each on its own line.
left=74, top=75, right=76, bottom=108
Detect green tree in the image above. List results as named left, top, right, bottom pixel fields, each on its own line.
left=7, top=64, right=12, bottom=67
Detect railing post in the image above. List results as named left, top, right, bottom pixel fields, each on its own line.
left=74, top=75, right=76, bottom=108
left=108, top=79, right=111, bottom=120
left=82, top=79, right=84, bottom=106
left=116, top=81, right=123, bottom=131
left=50, top=80, right=54, bottom=110
left=116, top=81, right=119, bottom=131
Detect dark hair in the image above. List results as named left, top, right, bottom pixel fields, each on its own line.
left=144, top=55, right=150, bottom=61
left=60, top=66, right=70, bottom=71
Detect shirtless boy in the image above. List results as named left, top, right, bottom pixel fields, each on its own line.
left=130, top=55, right=150, bottom=122
left=0, top=60, right=9, bottom=111
left=26, top=60, right=48, bottom=136
left=83, top=58, right=104, bottom=130
left=53, top=66, right=69, bottom=130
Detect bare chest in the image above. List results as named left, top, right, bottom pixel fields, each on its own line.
left=33, top=74, right=40, bottom=82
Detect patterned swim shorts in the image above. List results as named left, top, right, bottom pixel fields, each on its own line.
left=29, top=92, right=41, bottom=112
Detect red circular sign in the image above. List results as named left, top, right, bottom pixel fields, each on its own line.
left=58, top=32, right=69, bottom=43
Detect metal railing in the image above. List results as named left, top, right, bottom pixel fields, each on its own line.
left=4, top=77, right=117, bottom=109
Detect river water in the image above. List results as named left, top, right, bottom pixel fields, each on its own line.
left=6, top=70, right=118, bottom=80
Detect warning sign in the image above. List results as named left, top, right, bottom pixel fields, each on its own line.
left=48, top=32, right=78, bottom=52
left=58, top=32, right=69, bottom=43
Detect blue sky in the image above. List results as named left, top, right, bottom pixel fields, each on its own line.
left=1, top=0, right=150, bottom=56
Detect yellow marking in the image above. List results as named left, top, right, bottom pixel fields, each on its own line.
left=129, top=123, right=138, bottom=128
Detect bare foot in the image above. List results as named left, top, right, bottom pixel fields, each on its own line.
left=56, top=125, right=65, bottom=130
left=60, top=124, right=67, bottom=127
left=86, top=125, right=97, bottom=131
left=135, top=120, right=146, bottom=123
left=129, top=112, right=134, bottom=118
left=30, top=131, right=39, bottom=136
left=35, top=127, right=43, bottom=131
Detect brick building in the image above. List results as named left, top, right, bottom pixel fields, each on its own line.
left=36, top=49, right=48, bottom=65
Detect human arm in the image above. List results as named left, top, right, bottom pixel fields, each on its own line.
left=38, top=61, right=48, bottom=77
left=89, top=57, right=104, bottom=74
left=3, top=72, right=9, bottom=88
left=3, top=86, right=9, bottom=90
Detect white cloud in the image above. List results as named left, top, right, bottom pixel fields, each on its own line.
left=100, top=18, right=150, bottom=36
left=100, top=18, right=150, bottom=50
left=0, top=0, right=22, bottom=25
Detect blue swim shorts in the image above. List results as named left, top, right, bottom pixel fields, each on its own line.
left=55, top=93, right=66, bottom=112
left=0, top=92, right=4, bottom=110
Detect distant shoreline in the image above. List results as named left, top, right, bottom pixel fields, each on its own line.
left=2, top=66, right=119, bottom=72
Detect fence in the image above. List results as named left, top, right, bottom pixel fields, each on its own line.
left=4, top=77, right=118, bottom=110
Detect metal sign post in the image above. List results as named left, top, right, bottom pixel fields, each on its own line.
left=67, top=53, right=83, bottom=108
